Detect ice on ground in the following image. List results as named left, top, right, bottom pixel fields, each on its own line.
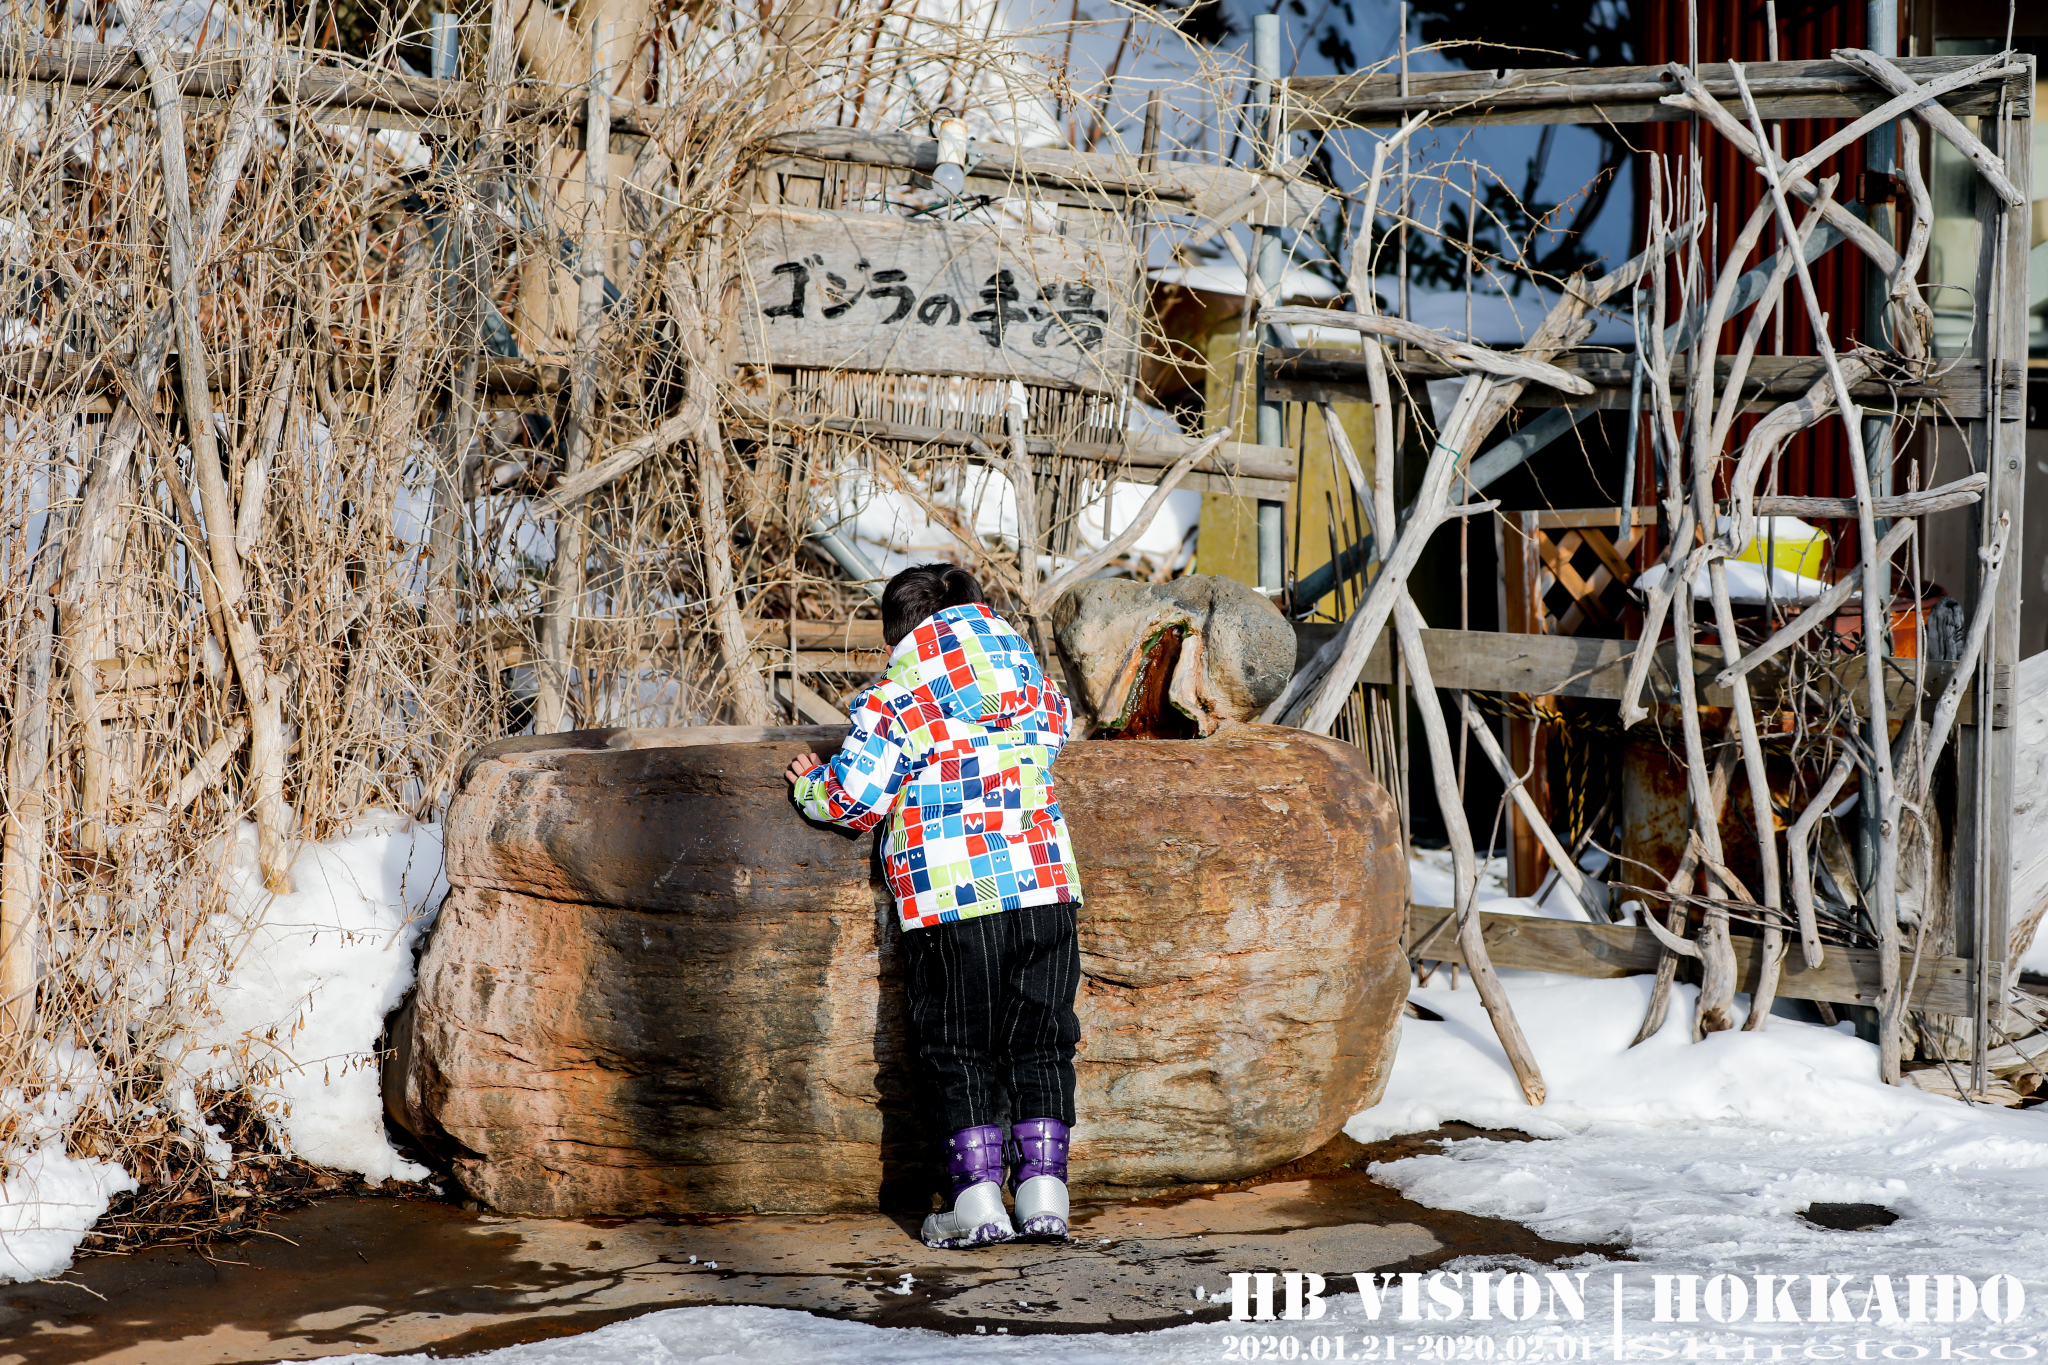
left=184, top=813, right=447, bottom=1183
left=1353, top=968, right=2048, bottom=1345
left=298, top=1303, right=1250, bottom=1365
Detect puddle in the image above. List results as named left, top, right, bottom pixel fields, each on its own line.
left=0, top=1128, right=1616, bottom=1362
left=1798, top=1202, right=1901, bottom=1232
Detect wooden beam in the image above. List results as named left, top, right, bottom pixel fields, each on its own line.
left=1265, top=348, right=2024, bottom=420
left=1289, top=55, right=2033, bottom=130
left=0, top=35, right=667, bottom=136
left=772, top=673, right=851, bottom=724
left=1525, top=507, right=1658, bottom=530
left=484, top=616, right=891, bottom=674
left=749, top=129, right=1319, bottom=220
left=1293, top=623, right=2004, bottom=725
left=738, top=411, right=1297, bottom=487
left=1408, top=904, right=1972, bottom=1013
left=0, top=350, right=564, bottom=402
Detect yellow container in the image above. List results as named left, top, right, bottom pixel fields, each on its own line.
left=1737, top=515, right=1830, bottom=582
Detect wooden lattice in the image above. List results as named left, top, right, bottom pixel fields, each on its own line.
left=1495, top=508, right=1656, bottom=895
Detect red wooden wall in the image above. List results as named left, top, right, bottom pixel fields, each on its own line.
left=1637, top=0, right=1876, bottom=557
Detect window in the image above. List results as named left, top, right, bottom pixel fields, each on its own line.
left=1925, top=38, right=2046, bottom=361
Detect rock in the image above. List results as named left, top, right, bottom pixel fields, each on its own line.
left=390, top=722, right=1406, bottom=1218
left=1050, top=575, right=1296, bottom=737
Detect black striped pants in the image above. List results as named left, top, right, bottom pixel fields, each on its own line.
left=900, top=901, right=1081, bottom=1133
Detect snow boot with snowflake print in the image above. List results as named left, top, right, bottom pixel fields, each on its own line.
left=920, top=1124, right=1015, bottom=1249
left=1009, top=1117, right=1070, bottom=1240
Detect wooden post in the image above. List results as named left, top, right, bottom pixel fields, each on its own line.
left=427, top=0, right=514, bottom=765
left=0, top=509, right=63, bottom=1043
left=1958, top=83, right=2031, bottom=1089
left=1499, top=509, right=1552, bottom=896
left=119, top=5, right=294, bottom=889
left=537, top=25, right=611, bottom=734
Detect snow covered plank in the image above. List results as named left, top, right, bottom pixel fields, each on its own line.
left=1409, top=905, right=1971, bottom=1013
left=735, top=208, right=1137, bottom=395
left=1289, top=55, right=2033, bottom=130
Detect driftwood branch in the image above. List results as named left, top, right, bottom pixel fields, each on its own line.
left=1451, top=688, right=1588, bottom=906
left=1775, top=51, right=2025, bottom=191
left=1755, top=471, right=1984, bottom=519
left=122, top=0, right=293, bottom=891
left=1730, top=60, right=1905, bottom=1080
left=1261, top=307, right=1596, bottom=395
left=1041, top=428, right=1230, bottom=603
left=1393, top=596, right=1546, bottom=1106
left=1787, top=754, right=1858, bottom=971
left=534, top=407, right=703, bottom=515
left=1659, top=66, right=1901, bottom=278
left=1716, top=518, right=1918, bottom=687
left=536, top=30, right=611, bottom=735
left=1833, top=48, right=2028, bottom=208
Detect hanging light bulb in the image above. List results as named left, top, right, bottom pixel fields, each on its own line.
left=933, top=109, right=969, bottom=197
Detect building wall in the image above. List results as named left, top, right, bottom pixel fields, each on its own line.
left=1638, top=0, right=1870, bottom=530
left=1193, top=325, right=1377, bottom=620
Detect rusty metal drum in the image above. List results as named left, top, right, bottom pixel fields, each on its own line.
left=387, top=721, right=1407, bottom=1217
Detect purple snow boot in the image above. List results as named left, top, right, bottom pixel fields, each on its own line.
left=1010, top=1118, right=1071, bottom=1240
left=919, top=1124, right=1015, bottom=1249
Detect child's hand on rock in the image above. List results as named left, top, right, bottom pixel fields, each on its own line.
left=786, top=752, right=822, bottom=787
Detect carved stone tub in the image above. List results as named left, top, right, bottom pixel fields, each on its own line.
left=386, top=721, right=1406, bottom=1217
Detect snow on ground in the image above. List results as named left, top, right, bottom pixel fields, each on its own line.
left=304, top=1305, right=1238, bottom=1365
left=0, top=813, right=447, bottom=1284
left=187, top=813, right=448, bottom=1182
left=303, top=868, right=2048, bottom=1363
left=0, top=1044, right=136, bottom=1282
left=1350, top=969, right=2048, bottom=1349
left=310, top=972, right=2048, bottom=1363
left=1409, top=846, right=1604, bottom=921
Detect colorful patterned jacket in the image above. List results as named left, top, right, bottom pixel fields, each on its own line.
left=792, top=602, right=1082, bottom=931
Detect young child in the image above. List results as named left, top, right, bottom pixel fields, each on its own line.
left=785, top=562, right=1082, bottom=1249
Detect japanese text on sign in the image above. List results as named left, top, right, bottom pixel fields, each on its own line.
left=738, top=209, right=1134, bottom=393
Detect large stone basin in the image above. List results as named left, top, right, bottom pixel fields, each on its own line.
left=387, top=721, right=1406, bottom=1217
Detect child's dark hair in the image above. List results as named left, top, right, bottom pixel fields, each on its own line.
left=882, top=562, right=985, bottom=646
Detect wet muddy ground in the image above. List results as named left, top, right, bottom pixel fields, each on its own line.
left=0, top=1127, right=1615, bottom=1364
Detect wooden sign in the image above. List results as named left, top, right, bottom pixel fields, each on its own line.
left=736, top=207, right=1136, bottom=393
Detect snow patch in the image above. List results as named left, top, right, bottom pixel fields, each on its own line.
left=300, top=1302, right=1244, bottom=1364
left=0, top=1044, right=136, bottom=1282
left=184, top=813, right=447, bottom=1183
left=1351, top=969, right=2048, bottom=1340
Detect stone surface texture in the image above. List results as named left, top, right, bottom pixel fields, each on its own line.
left=392, top=721, right=1405, bottom=1218
left=1051, top=575, right=1296, bottom=736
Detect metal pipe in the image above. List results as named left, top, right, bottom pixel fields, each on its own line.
left=808, top=518, right=886, bottom=600
left=1252, top=14, right=1286, bottom=594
